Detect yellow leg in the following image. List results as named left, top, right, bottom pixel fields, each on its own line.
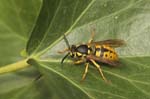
left=90, top=59, right=108, bottom=83
left=58, top=48, right=69, bottom=54
left=88, top=29, right=95, bottom=43
left=74, top=59, right=85, bottom=64
left=81, top=63, right=89, bottom=81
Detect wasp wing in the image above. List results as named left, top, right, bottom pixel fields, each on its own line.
left=90, top=39, right=126, bottom=48
left=86, top=55, right=120, bottom=66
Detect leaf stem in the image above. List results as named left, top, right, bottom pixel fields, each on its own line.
left=0, top=59, right=30, bottom=74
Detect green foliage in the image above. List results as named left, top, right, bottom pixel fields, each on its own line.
left=0, top=0, right=150, bottom=98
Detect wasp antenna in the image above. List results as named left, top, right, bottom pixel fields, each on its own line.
left=61, top=53, right=70, bottom=65
left=63, top=34, right=71, bottom=49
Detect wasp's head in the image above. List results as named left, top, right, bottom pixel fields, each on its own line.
left=61, top=35, right=77, bottom=64
left=60, top=35, right=88, bottom=64
left=69, top=45, right=77, bottom=57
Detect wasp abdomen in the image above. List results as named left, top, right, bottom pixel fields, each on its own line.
left=94, top=45, right=118, bottom=61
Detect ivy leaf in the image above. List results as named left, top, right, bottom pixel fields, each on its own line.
left=27, top=0, right=91, bottom=55
left=1, top=0, right=150, bottom=99
left=0, top=0, right=41, bottom=65
left=27, top=0, right=150, bottom=99
left=0, top=0, right=43, bottom=98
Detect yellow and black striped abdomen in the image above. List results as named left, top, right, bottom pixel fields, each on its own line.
left=94, top=44, right=118, bottom=61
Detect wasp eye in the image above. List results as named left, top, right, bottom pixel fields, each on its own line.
left=71, top=45, right=76, bottom=52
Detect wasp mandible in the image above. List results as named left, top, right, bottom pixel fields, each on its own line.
left=58, top=31, right=125, bottom=82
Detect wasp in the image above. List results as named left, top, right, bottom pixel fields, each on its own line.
left=58, top=31, right=125, bottom=82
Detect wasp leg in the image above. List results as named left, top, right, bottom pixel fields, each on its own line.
left=90, top=59, right=108, bottom=83
left=73, top=59, right=86, bottom=64
left=88, top=29, right=95, bottom=43
left=81, top=62, right=89, bottom=82
left=58, top=48, right=69, bottom=54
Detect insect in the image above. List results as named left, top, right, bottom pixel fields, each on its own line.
left=58, top=31, right=125, bottom=82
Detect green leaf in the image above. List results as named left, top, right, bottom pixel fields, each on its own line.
left=27, top=0, right=150, bottom=99
left=30, top=57, right=150, bottom=99
left=26, top=0, right=92, bottom=56
left=0, top=0, right=41, bottom=65
left=0, top=0, right=42, bottom=98
left=1, top=0, right=150, bottom=99
left=0, top=67, right=48, bottom=99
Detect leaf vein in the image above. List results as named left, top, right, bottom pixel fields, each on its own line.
left=35, top=0, right=95, bottom=57
left=83, top=87, right=128, bottom=99
left=39, top=63, right=95, bottom=99
left=32, top=0, right=62, bottom=56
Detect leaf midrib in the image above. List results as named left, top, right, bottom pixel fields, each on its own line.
left=38, top=56, right=150, bottom=97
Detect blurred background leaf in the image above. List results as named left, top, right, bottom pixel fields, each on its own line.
left=0, top=0, right=44, bottom=98
left=0, top=0, right=41, bottom=65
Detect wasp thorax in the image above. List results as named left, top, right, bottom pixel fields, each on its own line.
left=76, top=45, right=88, bottom=54
left=69, top=44, right=89, bottom=58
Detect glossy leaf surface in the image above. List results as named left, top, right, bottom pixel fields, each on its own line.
left=1, top=0, right=150, bottom=98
